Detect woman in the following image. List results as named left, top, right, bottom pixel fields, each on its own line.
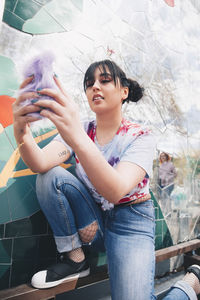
left=13, top=59, right=199, bottom=299
left=158, top=152, right=177, bottom=216
left=158, top=152, right=177, bottom=196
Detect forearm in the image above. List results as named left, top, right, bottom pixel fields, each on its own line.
left=16, top=131, right=48, bottom=173
left=72, top=132, right=132, bottom=204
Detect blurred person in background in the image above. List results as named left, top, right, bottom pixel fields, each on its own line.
left=158, top=152, right=177, bottom=215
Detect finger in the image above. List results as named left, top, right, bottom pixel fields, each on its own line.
left=19, top=76, right=34, bottom=89
left=15, top=114, right=42, bottom=129
left=14, top=92, right=39, bottom=106
left=33, top=99, right=63, bottom=116
left=36, top=88, right=69, bottom=106
left=53, top=76, right=69, bottom=98
left=14, top=103, right=42, bottom=118
left=39, top=107, right=62, bottom=124
left=21, top=104, right=42, bottom=116
left=21, top=114, right=43, bottom=123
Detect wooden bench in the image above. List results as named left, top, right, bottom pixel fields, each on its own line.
left=0, top=239, right=199, bottom=300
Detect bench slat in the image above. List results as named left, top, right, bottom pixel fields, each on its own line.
left=155, top=239, right=200, bottom=262
left=0, top=239, right=199, bottom=300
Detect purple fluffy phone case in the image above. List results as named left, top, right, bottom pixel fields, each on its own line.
left=19, top=51, right=58, bottom=122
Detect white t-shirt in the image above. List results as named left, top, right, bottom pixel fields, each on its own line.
left=54, top=118, right=156, bottom=210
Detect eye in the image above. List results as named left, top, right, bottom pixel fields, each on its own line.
left=101, top=79, right=112, bottom=84
left=100, top=74, right=113, bottom=84
left=85, top=80, right=94, bottom=88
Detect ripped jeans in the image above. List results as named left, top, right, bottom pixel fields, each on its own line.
left=36, top=167, right=196, bottom=300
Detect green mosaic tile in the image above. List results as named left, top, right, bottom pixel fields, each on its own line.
left=9, top=178, right=40, bottom=221
left=151, top=190, right=164, bottom=220
left=153, top=203, right=163, bottom=220
left=0, top=224, right=5, bottom=238
left=96, top=252, right=107, bottom=267
left=158, top=206, right=164, bottom=219
left=12, top=235, right=54, bottom=286
left=162, top=218, right=173, bottom=247
left=23, top=9, right=63, bottom=34
left=13, top=236, right=38, bottom=260
left=0, top=187, right=11, bottom=224
left=0, top=264, right=10, bottom=290
left=36, top=134, right=57, bottom=148
left=14, top=155, right=30, bottom=171
left=34, top=258, right=56, bottom=273
left=4, top=125, right=17, bottom=149
left=0, top=55, right=19, bottom=96
left=46, top=0, right=80, bottom=29
left=24, top=173, right=37, bottom=190
left=5, top=0, right=18, bottom=12
left=34, top=235, right=56, bottom=271
left=155, top=227, right=173, bottom=250
left=5, top=210, right=48, bottom=238
left=7, top=177, right=34, bottom=206
left=0, top=129, right=14, bottom=170
left=3, top=9, right=25, bottom=31
left=0, top=239, right=12, bottom=263
left=0, top=160, right=5, bottom=171
left=14, top=0, right=41, bottom=21
left=38, top=235, right=56, bottom=258
left=162, top=230, right=173, bottom=248
left=11, top=259, right=35, bottom=287
left=155, top=235, right=163, bottom=250
left=155, top=220, right=163, bottom=236
left=23, top=0, right=82, bottom=34
left=154, top=207, right=159, bottom=219
left=151, top=190, right=173, bottom=249
left=83, top=250, right=107, bottom=271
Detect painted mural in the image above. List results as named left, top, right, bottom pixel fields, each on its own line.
left=0, top=0, right=199, bottom=290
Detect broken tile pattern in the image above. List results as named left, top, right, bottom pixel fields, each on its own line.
left=0, top=0, right=199, bottom=289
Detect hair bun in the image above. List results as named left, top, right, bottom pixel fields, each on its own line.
left=125, top=79, right=144, bottom=103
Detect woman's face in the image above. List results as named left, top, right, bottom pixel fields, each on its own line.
left=85, top=66, right=128, bottom=115
left=160, top=153, right=167, bottom=162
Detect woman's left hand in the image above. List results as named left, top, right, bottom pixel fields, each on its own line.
left=33, top=76, right=84, bottom=147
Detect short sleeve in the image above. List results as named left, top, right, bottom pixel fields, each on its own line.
left=53, top=134, right=73, bottom=156
left=52, top=119, right=93, bottom=157
left=120, top=132, right=156, bottom=177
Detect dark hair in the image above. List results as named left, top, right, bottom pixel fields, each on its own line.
left=83, top=59, right=144, bottom=104
left=160, top=152, right=170, bottom=162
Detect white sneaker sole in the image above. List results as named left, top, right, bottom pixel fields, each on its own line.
left=31, top=267, right=90, bottom=289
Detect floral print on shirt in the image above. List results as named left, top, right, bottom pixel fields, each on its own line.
left=73, top=118, right=153, bottom=211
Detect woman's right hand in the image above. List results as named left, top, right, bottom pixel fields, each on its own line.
left=12, top=76, right=41, bottom=142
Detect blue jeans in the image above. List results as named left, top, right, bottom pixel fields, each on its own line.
left=36, top=167, right=196, bottom=300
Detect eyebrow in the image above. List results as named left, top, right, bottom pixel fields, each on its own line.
left=99, top=72, right=112, bottom=77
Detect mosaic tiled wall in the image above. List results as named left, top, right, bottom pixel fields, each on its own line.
left=0, top=0, right=200, bottom=290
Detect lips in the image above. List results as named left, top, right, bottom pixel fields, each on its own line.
left=93, top=94, right=104, bottom=101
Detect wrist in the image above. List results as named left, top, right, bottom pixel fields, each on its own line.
left=14, top=125, right=30, bottom=145
left=17, top=141, right=25, bottom=150
left=71, top=130, right=92, bottom=153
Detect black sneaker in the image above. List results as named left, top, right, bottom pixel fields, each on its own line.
left=31, top=253, right=90, bottom=289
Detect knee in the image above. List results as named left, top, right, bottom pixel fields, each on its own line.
left=36, top=167, right=55, bottom=188
left=36, top=166, right=64, bottom=201
left=36, top=167, right=75, bottom=199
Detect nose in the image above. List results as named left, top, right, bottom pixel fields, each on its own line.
left=92, top=79, right=101, bottom=91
